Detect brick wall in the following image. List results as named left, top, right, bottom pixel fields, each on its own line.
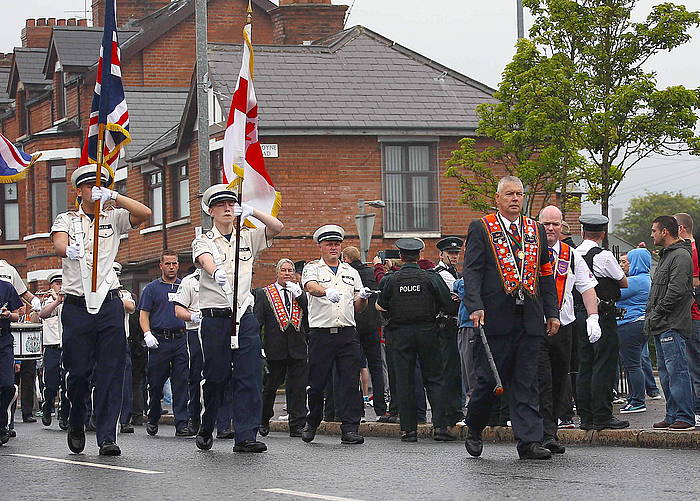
left=271, top=2, right=347, bottom=44
left=92, top=0, right=171, bottom=27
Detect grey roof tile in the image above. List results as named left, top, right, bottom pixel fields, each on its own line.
left=0, top=68, right=11, bottom=104
left=51, top=27, right=141, bottom=70
left=14, top=48, right=50, bottom=86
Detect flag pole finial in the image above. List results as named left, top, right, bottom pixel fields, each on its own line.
left=247, top=0, right=253, bottom=23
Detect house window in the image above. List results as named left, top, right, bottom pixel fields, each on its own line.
left=148, top=171, right=163, bottom=226
left=114, top=179, right=127, bottom=196
left=210, top=149, right=223, bottom=186
left=382, top=144, right=439, bottom=234
left=1, top=183, right=20, bottom=241
left=173, top=163, right=190, bottom=219
left=18, top=90, right=28, bottom=136
left=49, top=161, right=67, bottom=224
left=56, top=70, right=67, bottom=119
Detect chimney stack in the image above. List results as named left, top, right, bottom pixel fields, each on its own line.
left=21, top=18, right=53, bottom=48
left=92, top=0, right=171, bottom=27
left=271, top=0, right=348, bottom=45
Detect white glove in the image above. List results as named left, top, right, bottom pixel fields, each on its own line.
left=234, top=203, right=254, bottom=220
left=358, top=287, right=373, bottom=299
left=325, top=288, right=343, bottom=303
left=143, top=331, right=159, bottom=349
left=66, top=242, right=83, bottom=260
left=285, top=281, right=303, bottom=298
left=190, top=311, right=202, bottom=324
left=586, top=314, right=602, bottom=344
left=91, top=186, right=118, bottom=203
left=31, top=296, right=42, bottom=312
left=213, top=268, right=229, bottom=288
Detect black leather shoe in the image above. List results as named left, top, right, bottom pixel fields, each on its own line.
left=401, top=430, right=417, bottom=442
left=542, top=439, right=566, bottom=454
left=195, top=432, right=214, bottom=450
left=58, top=418, right=69, bottom=431
left=175, top=427, right=195, bottom=437
left=0, top=427, right=9, bottom=445
left=23, top=416, right=37, bottom=423
left=593, top=417, right=630, bottom=430
left=341, top=431, right=364, bottom=444
left=434, top=427, right=457, bottom=441
left=186, top=418, right=200, bottom=435
left=259, top=424, right=270, bottom=437
left=99, top=441, right=121, bottom=456
left=120, top=424, right=135, bottom=434
left=289, top=427, right=302, bottom=438
left=8, top=429, right=16, bottom=438
left=301, top=424, right=317, bottom=443
left=67, top=425, right=86, bottom=454
left=519, top=443, right=552, bottom=460
left=41, top=411, right=52, bottom=427
left=131, top=415, right=145, bottom=426
left=146, top=422, right=158, bottom=436
left=464, top=427, right=483, bottom=457
left=216, top=429, right=235, bottom=439
left=232, top=440, right=267, bottom=453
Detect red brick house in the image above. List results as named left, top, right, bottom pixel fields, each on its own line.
left=0, top=0, right=573, bottom=293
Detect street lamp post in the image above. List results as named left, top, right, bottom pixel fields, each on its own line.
left=355, top=199, right=386, bottom=262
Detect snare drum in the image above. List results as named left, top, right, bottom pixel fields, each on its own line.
left=11, top=322, right=43, bottom=360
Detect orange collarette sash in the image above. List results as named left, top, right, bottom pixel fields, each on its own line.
left=482, top=213, right=550, bottom=296
left=554, top=242, right=572, bottom=308
left=264, top=283, right=302, bottom=332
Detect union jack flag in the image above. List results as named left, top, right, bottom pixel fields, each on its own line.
left=82, top=0, right=130, bottom=176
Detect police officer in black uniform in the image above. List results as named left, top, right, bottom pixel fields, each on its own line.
left=574, top=215, right=630, bottom=430
left=376, top=238, right=457, bottom=442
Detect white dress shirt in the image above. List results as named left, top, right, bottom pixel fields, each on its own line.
left=575, top=239, right=626, bottom=281
left=302, top=259, right=363, bottom=329
left=551, top=240, right=598, bottom=325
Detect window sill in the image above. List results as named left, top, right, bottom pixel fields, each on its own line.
left=383, top=231, right=442, bottom=239
left=0, top=243, right=27, bottom=250
left=23, top=232, right=52, bottom=241
left=165, top=217, right=191, bottom=229
left=52, top=117, right=70, bottom=127
left=140, top=225, right=163, bottom=235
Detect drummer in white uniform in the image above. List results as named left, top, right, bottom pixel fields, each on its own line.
left=0, top=273, right=23, bottom=445
left=50, top=164, right=151, bottom=456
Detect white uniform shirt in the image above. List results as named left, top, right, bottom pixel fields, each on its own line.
left=41, top=296, right=62, bottom=346
left=575, top=239, right=626, bottom=281
left=302, top=259, right=363, bottom=328
left=172, top=271, right=201, bottom=330
left=192, top=225, right=270, bottom=322
left=551, top=240, right=598, bottom=326
left=436, top=260, right=458, bottom=292
left=51, top=207, right=132, bottom=312
left=0, top=259, right=28, bottom=295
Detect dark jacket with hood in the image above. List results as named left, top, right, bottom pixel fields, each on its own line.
left=645, top=239, right=693, bottom=338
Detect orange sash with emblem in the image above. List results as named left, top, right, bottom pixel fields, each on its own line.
left=553, top=242, right=572, bottom=308
left=264, top=283, right=302, bottom=332
left=481, top=213, right=551, bottom=296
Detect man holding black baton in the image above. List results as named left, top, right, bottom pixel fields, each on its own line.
left=462, top=176, right=560, bottom=460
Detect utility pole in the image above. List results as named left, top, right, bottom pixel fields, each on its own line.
left=196, top=0, right=211, bottom=228
left=517, top=0, right=525, bottom=39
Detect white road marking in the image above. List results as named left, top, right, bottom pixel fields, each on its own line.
left=261, top=488, right=364, bottom=501
left=8, top=454, right=163, bottom=474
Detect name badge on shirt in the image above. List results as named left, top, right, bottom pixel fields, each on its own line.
left=98, top=223, right=114, bottom=238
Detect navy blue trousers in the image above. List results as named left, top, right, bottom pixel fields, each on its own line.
left=42, top=345, right=69, bottom=422
left=200, top=310, right=262, bottom=444
left=147, top=334, right=189, bottom=431
left=0, top=334, right=17, bottom=431
left=187, top=329, right=203, bottom=424
left=61, top=297, right=126, bottom=446
left=120, top=346, right=133, bottom=426
left=306, top=327, right=363, bottom=434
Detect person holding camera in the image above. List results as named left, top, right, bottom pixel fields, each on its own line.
left=574, top=215, right=629, bottom=431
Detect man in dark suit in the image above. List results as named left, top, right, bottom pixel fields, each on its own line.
left=463, top=175, right=560, bottom=460
left=254, top=258, right=309, bottom=437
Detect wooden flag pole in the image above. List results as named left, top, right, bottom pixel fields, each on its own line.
left=91, top=123, right=106, bottom=292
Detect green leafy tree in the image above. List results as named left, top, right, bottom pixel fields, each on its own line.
left=525, top=0, right=700, bottom=216
left=617, top=191, right=700, bottom=247
left=446, top=39, right=585, bottom=217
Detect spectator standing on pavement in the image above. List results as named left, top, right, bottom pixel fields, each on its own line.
left=254, top=258, right=309, bottom=438
left=139, top=250, right=192, bottom=437
left=301, top=225, right=371, bottom=445
left=538, top=206, right=600, bottom=454
left=342, top=246, right=387, bottom=420
left=616, top=249, right=652, bottom=415
left=574, top=215, right=629, bottom=431
left=674, top=213, right=700, bottom=427
left=646, top=216, right=695, bottom=431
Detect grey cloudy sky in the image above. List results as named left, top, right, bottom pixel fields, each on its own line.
left=1, top=0, right=698, bottom=215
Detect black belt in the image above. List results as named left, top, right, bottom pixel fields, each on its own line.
left=312, top=326, right=355, bottom=335
left=201, top=306, right=252, bottom=318
left=64, top=289, right=121, bottom=307
left=152, top=329, right=186, bottom=340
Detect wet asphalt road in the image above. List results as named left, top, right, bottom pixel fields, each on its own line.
left=3, top=419, right=700, bottom=501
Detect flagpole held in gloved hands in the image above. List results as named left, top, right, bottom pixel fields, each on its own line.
left=91, top=123, right=106, bottom=293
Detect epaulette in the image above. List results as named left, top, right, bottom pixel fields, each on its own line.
left=204, top=230, right=215, bottom=239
